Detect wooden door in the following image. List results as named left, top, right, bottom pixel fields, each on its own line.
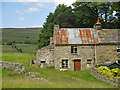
left=74, top=60, right=81, bottom=71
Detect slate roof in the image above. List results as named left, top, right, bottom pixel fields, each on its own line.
left=54, top=28, right=99, bottom=44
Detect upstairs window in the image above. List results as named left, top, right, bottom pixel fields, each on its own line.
left=62, top=60, right=68, bottom=68
left=87, top=59, right=92, bottom=67
left=71, top=46, right=77, bottom=54
left=117, top=45, right=120, bottom=54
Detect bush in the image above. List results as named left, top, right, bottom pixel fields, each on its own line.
left=24, top=40, right=31, bottom=44
left=97, top=67, right=120, bottom=80
left=6, top=42, right=12, bottom=45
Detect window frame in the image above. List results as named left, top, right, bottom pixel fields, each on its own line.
left=117, top=45, right=120, bottom=54
left=87, top=59, right=92, bottom=67
left=62, top=59, right=68, bottom=68
left=71, top=46, right=77, bottom=54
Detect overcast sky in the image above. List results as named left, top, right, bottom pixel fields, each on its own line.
left=1, top=0, right=76, bottom=28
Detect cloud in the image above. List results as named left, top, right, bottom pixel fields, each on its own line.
left=17, top=0, right=51, bottom=2
left=36, top=3, right=44, bottom=7
left=23, top=2, right=31, bottom=5
left=30, top=25, right=43, bottom=28
left=16, top=10, right=23, bottom=15
left=24, top=7, right=39, bottom=13
left=18, top=17, right=25, bottom=21
left=54, top=0, right=76, bottom=6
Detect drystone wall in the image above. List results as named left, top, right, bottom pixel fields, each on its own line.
left=0, top=61, right=27, bottom=74
left=91, top=67, right=120, bottom=87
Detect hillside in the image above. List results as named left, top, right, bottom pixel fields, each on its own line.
left=2, top=28, right=42, bottom=44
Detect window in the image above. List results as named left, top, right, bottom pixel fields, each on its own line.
left=32, top=60, right=35, bottom=64
left=117, top=45, right=120, bottom=54
left=71, top=46, right=77, bottom=54
left=87, top=59, right=92, bottom=67
left=62, top=60, right=68, bottom=68
left=41, top=61, right=45, bottom=64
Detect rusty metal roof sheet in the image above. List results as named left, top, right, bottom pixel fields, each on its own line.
left=54, top=28, right=99, bottom=44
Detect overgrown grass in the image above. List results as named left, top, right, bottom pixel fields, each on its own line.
left=2, top=53, right=118, bottom=88
left=2, top=53, right=36, bottom=70
left=2, top=68, right=117, bottom=88
left=15, top=44, right=37, bottom=54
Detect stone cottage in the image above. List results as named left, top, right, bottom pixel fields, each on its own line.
left=36, top=20, right=120, bottom=71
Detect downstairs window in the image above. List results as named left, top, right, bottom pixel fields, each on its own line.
left=62, top=60, right=68, bottom=68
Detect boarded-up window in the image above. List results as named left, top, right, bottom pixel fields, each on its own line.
left=87, top=59, right=92, bottom=67
left=62, top=60, right=68, bottom=68
left=71, top=46, right=77, bottom=54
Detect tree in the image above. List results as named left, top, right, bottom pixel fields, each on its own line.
left=38, top=4, right=74, bottom=49
left=37, top=2, right=120, bottom=49
left=54, top=4, right=75, bottom=27
left=72, top=2, right=97, bottom=28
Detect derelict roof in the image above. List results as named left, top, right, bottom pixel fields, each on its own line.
left=54, top=28, right=99, bottom=44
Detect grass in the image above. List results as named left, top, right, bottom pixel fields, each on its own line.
left=2, top=53, right=118, bottom=88
left=2, top=68, right=117, bottom=88
left=15, top=44, right=37, bottom=54
left=1, top=46, right=118, bottom=88
left=2, top=53, right=36, bottom=70
left=2, top=45, right=16, bottom=53
left=2, top=28, right=42, bottom=44
left=2, top=44, right=37, bottom=54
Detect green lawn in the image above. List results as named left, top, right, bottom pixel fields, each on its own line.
left=15, top=44, right=37, bottom=54
left=2, top=53, right=118, bottom=88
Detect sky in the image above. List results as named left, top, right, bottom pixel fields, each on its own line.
left=1, top=0, right=76, bottom=28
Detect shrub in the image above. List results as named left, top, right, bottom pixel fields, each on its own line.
left=24, top=40, right=31, bottom=44
left=97, top=67, right=120, bottom=80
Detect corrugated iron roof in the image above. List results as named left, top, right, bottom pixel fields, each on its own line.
left=54, top=28, right=99, bottom=44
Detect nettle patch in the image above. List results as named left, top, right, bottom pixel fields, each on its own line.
left=97, top=67, right=120, bottom=80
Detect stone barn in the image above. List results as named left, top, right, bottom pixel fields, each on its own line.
left=36, top=20, right=120, bottom=71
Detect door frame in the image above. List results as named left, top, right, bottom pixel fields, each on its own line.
left=73, top=59, right=81, bottom=71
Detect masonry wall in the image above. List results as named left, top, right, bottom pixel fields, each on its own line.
left=54, top=45, right=95, bottom=71
left=96, top=45, right=118, bottom=64
left=36, top=44, right=54, bottom=67
left=0, top=61, right=26, bottom=74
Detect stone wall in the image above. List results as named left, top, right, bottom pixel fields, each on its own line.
left=97, top=29, right=119, bottom=43
left=96, top=45, right=118, bottom=64
left=36, top=44, right=54, bottom=67
left=0, top=61, right=26, bottom=74
left=54, top=45, right=95, bottom=71
left=91, top=67, right=120, bottom=87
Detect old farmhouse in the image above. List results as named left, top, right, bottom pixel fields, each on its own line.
left=36, top=20, right=120, bottom=71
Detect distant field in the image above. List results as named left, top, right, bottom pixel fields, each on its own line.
left=2, top=28, right=42, bottom=44
left=15, top=44, right=37, bottom=54
left=2, top=44, right=37, bottom=54
left=2, top=45, right=16, bottom=53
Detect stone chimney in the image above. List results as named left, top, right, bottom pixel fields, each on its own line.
left=54, top=25, right=60, bottom=31
left=94, top=18, right=102, bottom=30
left=50, top=37, right=53, bottom=45
left=53, top=25, right=60, bottom=44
